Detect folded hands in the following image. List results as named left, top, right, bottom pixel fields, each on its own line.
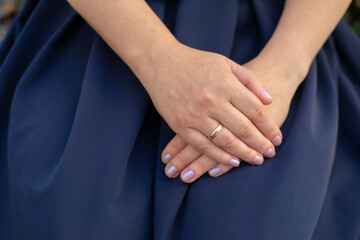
left=150, top=43, right=303, bottom=183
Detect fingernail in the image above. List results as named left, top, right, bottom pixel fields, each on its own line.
left=166, top=166, right=177, bottom=177
left=252, top=155, right=263, bottom=165
left=265, top=148, right=275, bottom=158
left=263, top=88, right=272, bottom=99
left=182, top=170, right=194, bottom=181
left=230, top=158, right=240, bottom=167
left=273, top=136, right=282, bottom=146
left=162, top=153, right=172, bottom=164
left=210, top=168, right=221, bottom=176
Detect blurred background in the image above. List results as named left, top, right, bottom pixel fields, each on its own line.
left=1, top=0, right=360, bottom=42
left=345, top=0, right=360, bottom=36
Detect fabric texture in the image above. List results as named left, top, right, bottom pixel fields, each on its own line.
left=0, top=0, right=359, bottom=239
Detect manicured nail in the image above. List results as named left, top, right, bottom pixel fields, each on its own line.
left=265, top=148, right=275, bottom=158
left=166, top=166, right=177, bottom=177
left=230, top=158, right=240, bottom=167
left=162, top=153, right=172, bottom=164
left=182, top=170, right=194, bottom=181
left=210, top=168, right=221, bottom=176
left=273, top=136, right=282, bottom=146
left=252, top=155, right=263, bottom=165
left=263, top=88, right=272, bottom=99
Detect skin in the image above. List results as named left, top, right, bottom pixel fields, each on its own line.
left=68, top=0, right=283, bottom=167
left=162, top=0, right=352, bottom=183
left=67, top=0, right=352, bottom=183
left=162, top=56, right=300, bottom=182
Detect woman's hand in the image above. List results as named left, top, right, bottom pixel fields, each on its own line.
left=244, top=55, right=303, bottom=127
left=68, top=0, right=281, bottom=163
left=161, top=55, right=305, bottom=183
left=142, top=42, right=282, bottom=175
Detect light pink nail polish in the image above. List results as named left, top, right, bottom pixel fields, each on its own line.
left=182, top=170, right=194, bottom=181
left=210, top=168, right=221, bottom=176
left=162, top=153, right=172, bottom=164
left=263, top=88, right=272, bottom=99
left=230, top=158, right=240, bottom=167
left=273, top=136, right=282, bottom=146
left=166, top=166, right=177, bottom=177
left=265, top=148, right=275, bottom=158
left=252, top=155, right=263, bottom=165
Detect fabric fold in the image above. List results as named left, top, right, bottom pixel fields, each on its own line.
left=0, top=0, right=359, bottom=239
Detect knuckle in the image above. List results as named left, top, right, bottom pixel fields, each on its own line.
left=221, top=135, right=236, bottom=149
left=171, top=115, right=183, bottom=127
left=197, top=91, right=217, bottom=107
left=220, top=76, right=234, bottom=89
left=239, top=123, right=254, bottom=139
left=184, top=106, right=200, bottom=120
left=226, top=80, right=239, bottom=95
left=252, top=105, right=267, bottom=123
left=248, top=71, right=259, bottom=84
left=197, top=141, right=211, bottom=154
left=223, top=78, right=240, bottom=97
left=173, top=156, right=187, bottom=169
left=172, top=115, right=189, bottom=128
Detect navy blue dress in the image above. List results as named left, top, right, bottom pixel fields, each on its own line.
left=1, top=0, right=359, bottom=239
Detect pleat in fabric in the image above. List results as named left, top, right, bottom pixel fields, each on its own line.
left=0, top=0, right=359, bottom=239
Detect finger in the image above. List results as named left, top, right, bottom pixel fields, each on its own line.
left=180, top=154, right=218, bottom=183
left=228, top=59, right=272, bottom=105
left=208, top=163, right=234, bottom=178
left=193, top=116, right=267, bottom=165
left=228, top=83, right=283, bottom=146
left=164, top=144, right=202, bottom=178
left=210, top=103, right=276, bottom=158
left=180, top=128, right=241, bottom=168
left=161, top=135, right=187, bottom=164
left=180, top=155, right=240, bottom=183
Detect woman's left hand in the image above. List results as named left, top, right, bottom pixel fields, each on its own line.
left=161, top=55, right=306, bottom=183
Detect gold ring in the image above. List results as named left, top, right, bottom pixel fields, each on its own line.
left=209, top=123, right=224, bottom=140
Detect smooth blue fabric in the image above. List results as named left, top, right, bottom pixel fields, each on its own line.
left=1, top=0, right=360, bottom=239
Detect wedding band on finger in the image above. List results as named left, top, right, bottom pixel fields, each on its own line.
left=208, top=123, right=224, bottom=140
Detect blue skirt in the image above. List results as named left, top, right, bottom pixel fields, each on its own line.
left=1, top=0, right=359, bottom=239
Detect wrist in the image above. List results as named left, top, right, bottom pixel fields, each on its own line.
left=258, top=39, right=311, bottom=87
left=127, top=35, right=181, bottom=85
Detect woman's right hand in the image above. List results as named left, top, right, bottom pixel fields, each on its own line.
left=137, top=42, right=282, bottom=169
left=69, top=0, right=281, bottom=168
left=161, top=53, right=305, bottom=183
